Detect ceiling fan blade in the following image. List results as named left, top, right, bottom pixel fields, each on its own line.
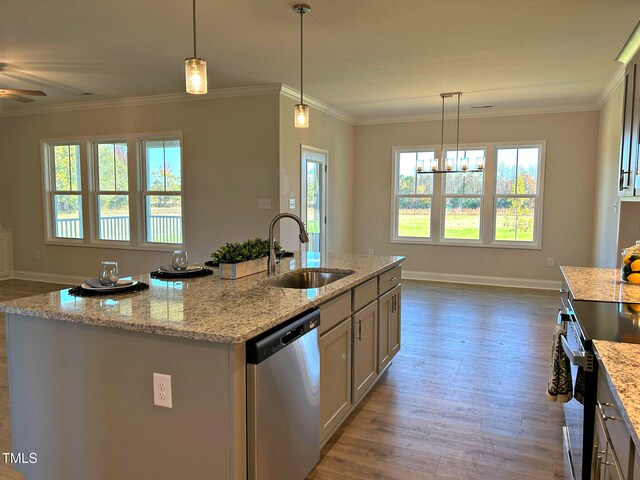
left=0, top=88, right=46, bottom=96
left=0, top=94, right=34, bottom=103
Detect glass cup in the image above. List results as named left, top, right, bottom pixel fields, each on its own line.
left=172, top=250, right=188, bottom=271
left=99, top=261, right=119, bottom=286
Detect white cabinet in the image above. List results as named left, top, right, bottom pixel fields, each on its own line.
left=352, top=301, right=378, bottom=404
left=0, top=231, right=13, bottom=278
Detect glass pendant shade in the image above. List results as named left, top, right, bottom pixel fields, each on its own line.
left=185, top=58, right=207, bottom=94
left=295, top=103, right=309, bottom=128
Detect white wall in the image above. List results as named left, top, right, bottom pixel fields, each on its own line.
left=353, top=111, right=600, bottom=283
left=278, top=96, right=355, bottom=253
left=0, top=94, right=281, bottom=279
left=592, top=83, right=625, bottom=267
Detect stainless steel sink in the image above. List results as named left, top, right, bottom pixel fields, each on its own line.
left=262, top=268, right=354, bottom=289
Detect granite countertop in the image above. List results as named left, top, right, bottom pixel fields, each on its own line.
left=560, top=266, right=640, bottom=303
left=593, top=340, right=640, bottom=451
left=0, top=253, right=403, bottom=344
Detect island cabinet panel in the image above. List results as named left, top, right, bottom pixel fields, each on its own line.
left=378, top=265, right=401, bottom=295
left=352, top=301, right=378, bottom=404
left=319, top=291, right=351, bottom=335
left=352, top=278, right=377, bottom=312
left=6, top=314, right=246, bottom=480
left=378, top=285, right=402, bottom=373
left=319, top=318, right=352, bottom=443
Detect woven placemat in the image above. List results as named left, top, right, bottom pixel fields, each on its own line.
left=150, top=268, right=214, bottom=280
left=68, top=282, right=149, bottom=297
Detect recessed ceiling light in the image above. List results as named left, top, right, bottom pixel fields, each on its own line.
left=471, top=105, right=493, bottom=109
left=79, top=92, right=93, bottom=96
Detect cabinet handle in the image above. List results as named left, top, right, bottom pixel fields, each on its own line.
left=388, top=276, right=397, bottom=282
left=357, top=319, right=362, bottom=341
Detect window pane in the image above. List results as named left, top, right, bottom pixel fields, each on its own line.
left=145, top=140, right=182, bottom=192
left=98, top=143, right=128, bottom=191
left=306, top=161, right=321, bottom=252
left=53, top=194, right=83, bottom=239
left=516, top=148, right=539, bottom=194
left=397, top=197, right=431, bottom=237
left=445, top=172, right=483, bottom=195
left=98, top=195, right=130, bottom=241
left=495, top=197, right=536, bottom=242
left=496, top=148, right=517, bottom=194
left=416, top=151, right=434, bottom=194
left=444, top=198, right=481, bottom=239
left=146, top=196, right=182, bottom=243
left=53, top=145, right=81, bottom=191
left=398, top=151, right=434, bottom=195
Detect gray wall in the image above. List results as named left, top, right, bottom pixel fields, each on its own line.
left=353, top=110, right=600, bottom=282
left=0, top=94, right=281, bottom=279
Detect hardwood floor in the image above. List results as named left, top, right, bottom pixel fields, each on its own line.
left=0, top=279, right=563, bottom=479
left=307, top=280, right=564, bottom=480
left=0, top=279, right=69, bottom=480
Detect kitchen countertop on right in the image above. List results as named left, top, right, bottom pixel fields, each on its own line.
left=561, top=266, right=640, bottom=303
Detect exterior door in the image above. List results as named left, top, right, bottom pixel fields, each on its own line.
left=301, top=146, right=327, bottom=253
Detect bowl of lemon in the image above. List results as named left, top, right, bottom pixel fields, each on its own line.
left=621, top=242, right=640, bottom=283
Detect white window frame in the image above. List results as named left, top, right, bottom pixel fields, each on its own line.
left=491, top=142, right=546, bottom=249
left=41, top=131, right=184, bottom=251
left=390, top=140, right=546, bottom=250
left=391, top=146, right=436, bottom=244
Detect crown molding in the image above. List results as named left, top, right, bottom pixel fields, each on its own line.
left=0, top=84, right=283, bottom=118
left=597, top=64, right=625, bottom=109
left=354, top=103, right=599, bottom=126
left=279, top=85, right=356, bottom=124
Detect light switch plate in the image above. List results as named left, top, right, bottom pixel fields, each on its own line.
left=289, top=198, right=295, bottom=209
left=153, top=373, right=172, bottom=408
left=258, top=199, right=271, bottom=209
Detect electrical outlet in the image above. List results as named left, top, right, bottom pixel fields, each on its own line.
left=368, top=249, right=374, bottom=255
left=547, top=257, right=555, bottom=267
left=258, top=199, right=271, bottom=209
left=153, top=373, right=172, bottom=408
left=35, top=250, right=40, bottom=259
left=289, top=198, right=295, bottom=209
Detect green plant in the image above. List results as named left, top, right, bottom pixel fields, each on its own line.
left=210, top=238, right=281, bottom=264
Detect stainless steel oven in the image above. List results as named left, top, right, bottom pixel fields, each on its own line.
left=559, top=295, right=596, bottom=480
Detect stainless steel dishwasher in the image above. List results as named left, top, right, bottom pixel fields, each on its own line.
left=247, top=309, right=320, bottom=480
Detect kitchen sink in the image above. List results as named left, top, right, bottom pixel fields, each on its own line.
left=261, top=268, right=354, bottom=289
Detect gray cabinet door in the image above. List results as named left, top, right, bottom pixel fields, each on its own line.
left=352, top=301, right=378, bottom=404
left=389, top=285, right=402, bottom=361
left=319, top=318, right=352, bottom=443
left=377, top=290, right=391, bottom=373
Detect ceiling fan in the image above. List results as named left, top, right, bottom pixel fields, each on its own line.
left=0, top=88, right=46, bottom=103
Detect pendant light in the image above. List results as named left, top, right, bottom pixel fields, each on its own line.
left=417, top=92, right=484, bottom=174
left=293, top=4, right=311, bottom=128
left=185, top=0, right=207, bottom=94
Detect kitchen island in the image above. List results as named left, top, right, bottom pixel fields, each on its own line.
left=0, top=252, right=403, bottom=480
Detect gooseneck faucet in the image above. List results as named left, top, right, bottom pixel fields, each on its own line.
left=268, top=213, right=310, bottom=275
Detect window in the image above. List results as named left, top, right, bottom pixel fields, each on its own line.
left=392, top=141, right=545, bottom=249
left=42, top=133, right=183, bottom=250
left=494, top=146, right=543, bottom=245
left=394, top=149, right=434, bottom=239
left=49, top=144, right=83, bottom=239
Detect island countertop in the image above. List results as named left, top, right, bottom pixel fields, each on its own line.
left=0, top=253, right=404, bottom=344
left=593, top=340, right=640, bottom=453
left=560, top=266, right=640, bottom=303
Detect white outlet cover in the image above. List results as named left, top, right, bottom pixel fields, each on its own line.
left=153, top=373, right=172, bottom=408
left=289, top=198, right=295, bottom=209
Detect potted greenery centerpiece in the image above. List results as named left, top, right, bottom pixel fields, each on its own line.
left=211, top=238, right=281, bottom=279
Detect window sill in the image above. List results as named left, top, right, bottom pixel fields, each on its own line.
left=390, top=238, right=542, bottom=250
left=44, top=239, right=184, bottom=252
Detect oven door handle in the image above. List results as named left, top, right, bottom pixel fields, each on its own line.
left=560, top=334, right=586, bottom=367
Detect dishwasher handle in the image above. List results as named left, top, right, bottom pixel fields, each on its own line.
left=247, top=309, right=320, bottom=364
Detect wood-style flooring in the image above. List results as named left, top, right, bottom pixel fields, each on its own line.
left=0, top=279, right=563, bottom=479
left=308, top=280, right=564, bottom=480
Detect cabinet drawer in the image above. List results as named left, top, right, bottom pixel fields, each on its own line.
left=319, top=291, right=352, bottom=336
left=598, top=370, right=632, bottom=474
left=353, top=278, right=377, bottom=313
left=378, top=266, right=401, bottom=295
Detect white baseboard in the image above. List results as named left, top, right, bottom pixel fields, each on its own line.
left=402, top=270, right=561, bottom=290
left=11, top=270, right=86, bottom=285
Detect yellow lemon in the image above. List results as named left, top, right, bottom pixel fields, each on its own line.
left=629, top=304, right=640, bottom=313
left=631, top=259, right=640, bottom=272
left=624, top=255, right=632, bottom=265
left=628, top=273, right=640, bottom=284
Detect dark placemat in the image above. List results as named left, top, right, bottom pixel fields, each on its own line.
left=150, top=268, right=214, bottom=280
left=68, top=282, right=149, bottom=297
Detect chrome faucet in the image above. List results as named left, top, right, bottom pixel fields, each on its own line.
left=268, top=213, right=310, bottom=275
